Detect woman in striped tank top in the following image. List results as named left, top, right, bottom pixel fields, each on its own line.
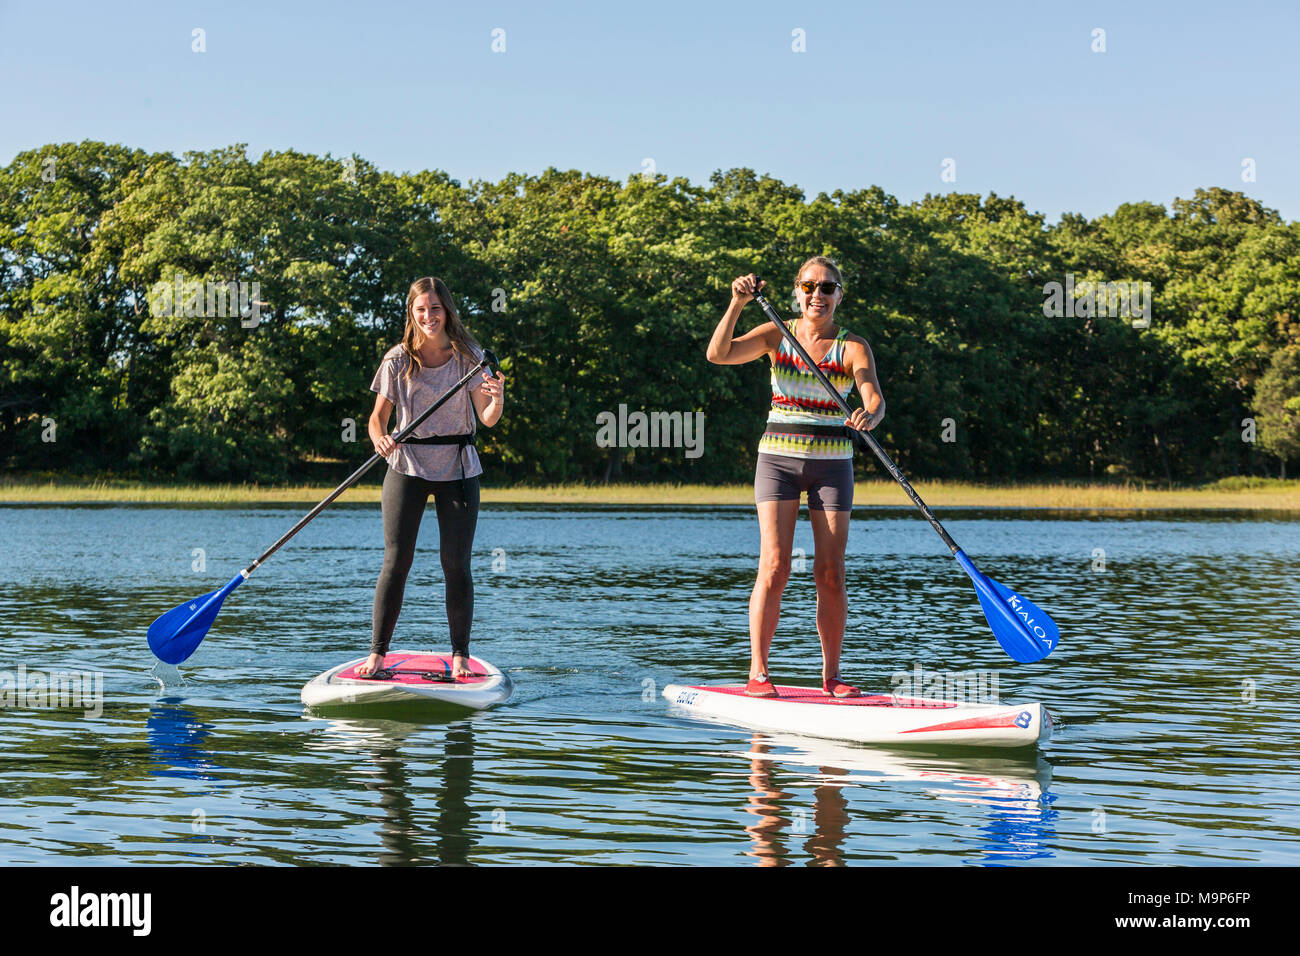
left=706, top=257, right=886, bottom=698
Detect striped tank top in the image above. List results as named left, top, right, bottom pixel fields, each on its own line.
left=757, top=320, right=855, bottom=460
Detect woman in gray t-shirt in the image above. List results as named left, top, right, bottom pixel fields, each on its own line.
left=359, top=277, right=505, bottom=679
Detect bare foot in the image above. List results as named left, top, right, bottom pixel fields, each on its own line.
left=451, top=653, right=473, bottom=678
left=356, top=652, right=385, bottom=677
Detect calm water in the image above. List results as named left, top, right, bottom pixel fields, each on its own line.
left=0, top=503, right=1296, bottom=866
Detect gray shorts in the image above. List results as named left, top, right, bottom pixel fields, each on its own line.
left=754, top=453, right=855, bottom=511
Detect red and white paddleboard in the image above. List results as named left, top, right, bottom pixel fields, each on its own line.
left=302, top=650, right=512, bottom=711
left=662, top=683, right=1051, bottom=749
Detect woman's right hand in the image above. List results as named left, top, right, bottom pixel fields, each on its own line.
left=731, top=274, right=765, bottom=303
left=373, top=435, right=396, bottom=457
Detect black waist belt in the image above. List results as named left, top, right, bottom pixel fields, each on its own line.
left=399, top=433, right=476, bottom=447
left=763, top=423, right=850, bottom=439
left=397, top=432, right=477, bottom=502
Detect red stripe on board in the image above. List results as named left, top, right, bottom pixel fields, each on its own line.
left=899, top=713, right=1022, bottom=734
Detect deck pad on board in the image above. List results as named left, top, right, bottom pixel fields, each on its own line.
left=699, top=685, right=961, bottom=708
left=335, top=653, right=489, bottom=685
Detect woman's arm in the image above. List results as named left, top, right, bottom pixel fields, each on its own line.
left=471, top=370, right=505, bottom=427
left=706, top=274, right=781, bottom=365
left=369, top=394, right=396, bottom=455
left=843, top=337, right=885, bottom=432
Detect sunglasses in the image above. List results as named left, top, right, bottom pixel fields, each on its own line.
left=797, top=280, right=842, bottom=295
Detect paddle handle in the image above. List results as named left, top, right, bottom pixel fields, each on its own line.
left=243, top=350, right=498, bottom=575
left=752, top=290, right=960, bottom=555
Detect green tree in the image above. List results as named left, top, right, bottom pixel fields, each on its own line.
left=0, top=142, right=153, bottom=472
left=1253, top=348, right=1300, bottom=477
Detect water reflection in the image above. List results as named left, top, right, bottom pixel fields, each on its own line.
left=736, top=732, right=1056, bottom=865
left=144, top=699, right=225, bottom=857
left=308, top=718, right=479, bottom=865
left=743, top=739, right=794, bottom=866
left=146, top=698, right=220, bottom=782
left=805, top=767, right=851, bottom=866
left=743, top=736, right=853, bottom=866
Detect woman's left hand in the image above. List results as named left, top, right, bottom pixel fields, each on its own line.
left=846, top=407, right=877, bottom=432
left=480, top=370, right=505, bottom=404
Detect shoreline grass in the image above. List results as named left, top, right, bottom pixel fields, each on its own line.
left=2, top=476, right=1298, bottom=510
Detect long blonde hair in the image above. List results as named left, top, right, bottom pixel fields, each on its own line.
left=400, top=277, right=481, bottom=380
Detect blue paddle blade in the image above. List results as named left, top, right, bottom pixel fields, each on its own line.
left=147, top=573, right=245, bottom=664
left=953, top=551, right=1060, bottom=663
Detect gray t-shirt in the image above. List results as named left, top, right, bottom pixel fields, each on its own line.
left=371, top=344, right=485, bottom=482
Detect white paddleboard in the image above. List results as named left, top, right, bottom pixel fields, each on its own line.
left=663, top=682, right=1051, bottom=749
left=302, top=650, right=512, bottom=712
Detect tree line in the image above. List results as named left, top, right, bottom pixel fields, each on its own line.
left=2, top=141, right=1297, bottom=484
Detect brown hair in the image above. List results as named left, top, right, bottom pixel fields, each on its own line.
left=795, top=255, right=844, bottom=288
left=400, top=277, right=481, bottom=380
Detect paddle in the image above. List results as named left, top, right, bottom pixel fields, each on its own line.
left=147, top=349, right=500, bottom=665
left=750, top=286, right=1059, bottom=663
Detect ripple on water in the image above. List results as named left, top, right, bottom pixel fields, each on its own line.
left=0, top=506, right=1297, bottom=864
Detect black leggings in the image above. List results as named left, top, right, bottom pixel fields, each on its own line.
left=371, top=468, right=480, bottom=658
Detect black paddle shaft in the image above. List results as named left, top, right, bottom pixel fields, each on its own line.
left=243, top=349, right=500, bottom=576
left=751, top=289, right=960, bottom=555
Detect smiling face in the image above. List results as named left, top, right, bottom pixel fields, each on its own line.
left=410, top=292, right=448, bottom=345
left=796, top=262, right=843, bottom=322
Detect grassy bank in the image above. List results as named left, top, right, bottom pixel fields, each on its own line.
left=3, top=476, right=1298, bottom=509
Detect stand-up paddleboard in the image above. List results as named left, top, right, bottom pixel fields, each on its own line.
left=663, top=683, right=1052, bottom=749
left=302, top=651, right=512, bottom=713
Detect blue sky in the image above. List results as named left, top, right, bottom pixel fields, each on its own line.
left=3, top=0, right=1298, bottom=221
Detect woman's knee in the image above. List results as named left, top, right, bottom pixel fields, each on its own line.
left=812, top=556, right=846, bottom=591
left=755, top=552, right=792, bottom=591
left=380, top=548, right=415, bottom=582
left=440, top=551, right=473, bottom=583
